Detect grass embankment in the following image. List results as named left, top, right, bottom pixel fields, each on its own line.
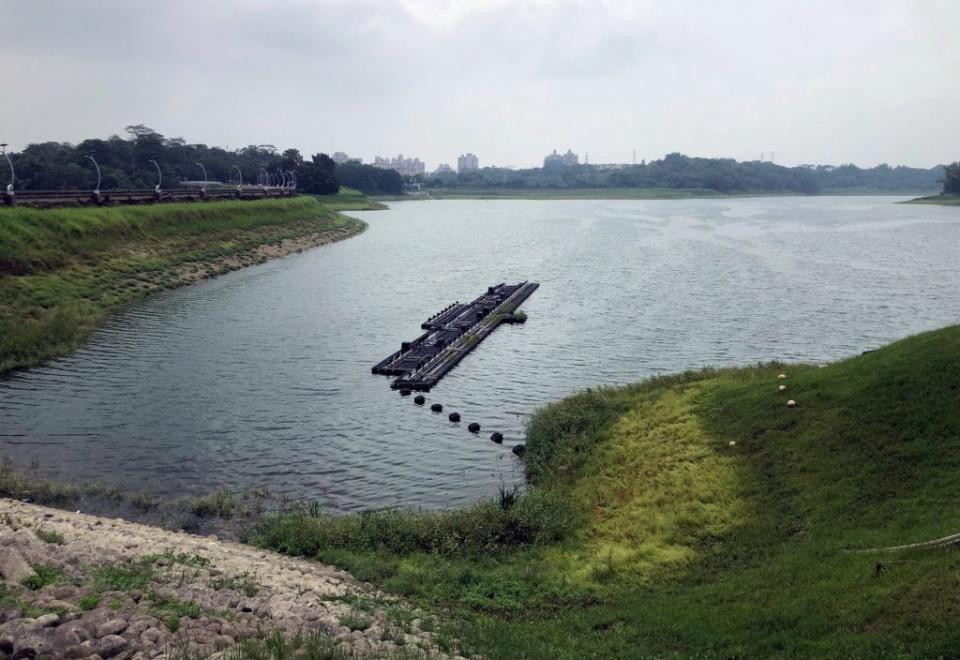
left=253, top=326, right=960, bottom=658
left=904, top=194, right=960, bottom=206
left=0, top=193, right=373, bottom=374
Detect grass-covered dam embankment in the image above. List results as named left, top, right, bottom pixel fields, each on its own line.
left=0, top=192, right=373, bottom=374
left=251, top=325, right=960, bottom=658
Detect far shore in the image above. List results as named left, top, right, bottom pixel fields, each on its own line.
left=902, top=193, right=960, bottom=206
left=380, top=187, right=935, bottom=202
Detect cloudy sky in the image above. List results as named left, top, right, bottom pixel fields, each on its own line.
left=2, top=0, right=957, bottom=169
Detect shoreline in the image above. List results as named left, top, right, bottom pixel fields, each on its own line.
left=382, top=187, right=934, bottom=201
left=0, top=195, right=374, bottom=376
left=902, top=193, right=960, bottom=206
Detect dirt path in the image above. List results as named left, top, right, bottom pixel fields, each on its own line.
left=0, top=499, right=455, bottom=659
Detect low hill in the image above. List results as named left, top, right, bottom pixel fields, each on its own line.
left=255, top=325, right=960, bottom=658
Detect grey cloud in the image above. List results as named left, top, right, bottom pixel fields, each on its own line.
left=0, top=0, right=957, bottom=168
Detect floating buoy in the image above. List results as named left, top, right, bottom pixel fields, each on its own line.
left=399, top=389, right=412, bottom=396
left=431, top=403, right=443, bottom=413
left=414, top=395, right=425, bottom=405
left=786, top=400, right=797, bottom=407
left=512, top=444, right=526, bottom=456
left=490, top=432, right=504, bottom=443
left=448, top=412, right=461, bottom=422
left=468, top=422, right=481, bottom=433
left=778, top=373, right=787, bottom=380
left=778, top=385, right=787, bottom=392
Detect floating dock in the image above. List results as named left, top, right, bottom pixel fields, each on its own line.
left=372, top=282, right=539, bottom=391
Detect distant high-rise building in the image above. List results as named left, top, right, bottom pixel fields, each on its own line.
left=457, top=153, right=479, bottom=173
left=543, top=149, right=579, bottom=168
left=332, top=151, right=362, bottom=165
left=433, top=163, right=455, bottom=175
left=373, top=154, right=426, bottom=177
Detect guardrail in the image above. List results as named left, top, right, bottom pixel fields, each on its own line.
left=2, top=186, right=296, bottom=208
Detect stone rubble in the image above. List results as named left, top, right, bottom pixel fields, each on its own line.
left=0, top=499, right=457, bottom=659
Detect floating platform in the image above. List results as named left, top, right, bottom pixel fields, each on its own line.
left=372, top=282, right=539, bottom=391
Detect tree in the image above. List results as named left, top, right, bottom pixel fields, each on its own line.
left=297, top=153, right=339, bottom=194
left=943, top=162, right=960, bottom=195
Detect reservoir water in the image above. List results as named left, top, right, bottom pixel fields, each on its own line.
left=1, top=196, right=958, bottom=511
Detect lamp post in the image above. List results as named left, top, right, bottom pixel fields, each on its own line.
left=86, top=155, right=101, bottom=194
left=194, top=162, right=207, bottom=192
left=1, top=143, right=14, bottom=194
left=148, top=159, right=162, bottom=194
left=233, top=165, right=243, bottom=191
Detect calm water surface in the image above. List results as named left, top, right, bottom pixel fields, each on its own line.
left=1, top=197, right=958, bottom=511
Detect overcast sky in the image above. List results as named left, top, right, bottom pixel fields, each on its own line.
left=2, top=0, right=957, bottom=169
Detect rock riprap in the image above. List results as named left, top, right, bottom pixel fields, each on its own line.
left=0, top=499, right=455, bottom=659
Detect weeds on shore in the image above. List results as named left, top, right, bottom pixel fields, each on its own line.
left=251, top=487, right=576, bottom=559
left=34, top=527, right=65, bottom=544
left=189, top=490, right=237, bottom=518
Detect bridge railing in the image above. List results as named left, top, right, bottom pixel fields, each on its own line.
left=2, top=186, right=297, bottom=208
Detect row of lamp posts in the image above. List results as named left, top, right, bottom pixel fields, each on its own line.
left=0, top=142, right=296, bottom=205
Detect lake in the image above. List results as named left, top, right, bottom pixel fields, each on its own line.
left=1, top=196, right=958, bottom=511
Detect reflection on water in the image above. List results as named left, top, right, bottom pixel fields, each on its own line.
left=1, top=196, right=958, bottom=511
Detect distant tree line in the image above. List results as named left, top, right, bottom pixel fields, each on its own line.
left=3, top=125, right=403, bottom=196
left=425, top=153, right=944, bottom=194
left=3, top=127, right=945, bottom=198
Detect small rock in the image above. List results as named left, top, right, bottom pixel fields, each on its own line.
left=47, top=599, right=75, bottom=612
left=54, top=586, right=79, bottom=600
left=11, top=648, right=36, bottom=660
left=36, top=613, right=59, bottom=627
left=96, top=619, right=128, bottom=637
left=0, top=548, right=36, bottom=583
left=96, top=634, right=127, bottom=658
left=139, top=628, right=162, bottom=645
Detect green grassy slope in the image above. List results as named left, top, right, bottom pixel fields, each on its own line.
left=0, top=195, right=370, bottom=374
left=253, top=326, right=960, bottom=658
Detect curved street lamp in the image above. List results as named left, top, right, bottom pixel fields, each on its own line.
left=194, top=162, right=207, bottom=192
left=148, top=159, right=162, bottom=193
left=86, top=155, right=101, bottom=194
left=277, top=169, right=287, bottom=188
left=233, top=165, right=243, bottom=191
left=0, top=143, right=14, bottom=193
